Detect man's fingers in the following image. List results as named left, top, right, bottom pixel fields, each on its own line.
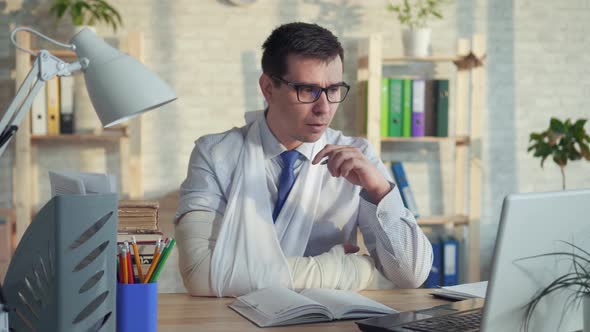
left=312, top=144, right=339, bottom=164
left=342, top=243, right=360, bottom=254
left=313, top=145, right=355, bottom=165
left=339, top=159, right=357, bottom=178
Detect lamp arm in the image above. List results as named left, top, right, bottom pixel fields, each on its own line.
left=0, top=51, right=87, bottom=158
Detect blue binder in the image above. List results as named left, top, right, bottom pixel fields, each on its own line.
left=391, top=162, right=420, bottom=218
left=424, top=238, right=442, bottom=288
left=442, top=236, right=459, bottom=286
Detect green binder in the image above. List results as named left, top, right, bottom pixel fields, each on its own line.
left=436, top=80, right=449, bottom=137
left=402, top=79, right=413, bottom=137
left=388, top=79, right=403, bottom=137
left=380, top=78, right=389, bottom=137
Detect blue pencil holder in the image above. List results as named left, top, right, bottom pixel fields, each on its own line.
left=117, top=282, right=158, bottom=332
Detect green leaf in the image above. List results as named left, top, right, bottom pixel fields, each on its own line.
left=573, top=119, right=588, bottom=140
left=529, top=132, right=544, bottom=141
left=519, top=241, right=590, bottom=331
left=579, top=142, right=590, bottom=160
left=569, top=148, right=582, bottom=161
left=49, top=0, right=123, bottom=31
left=533, top=142, right=552, bottom=157
left=550, top=118, right=566, bottom=134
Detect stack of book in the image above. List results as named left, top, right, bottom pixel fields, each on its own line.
left=117, top=200, right=164, bottom=281
left=118, top=200, right=159, bottom=234
left=117, top=200, right=163, bottom=248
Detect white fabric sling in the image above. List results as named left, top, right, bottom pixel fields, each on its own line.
left=210, top=111, right=325, bottom=297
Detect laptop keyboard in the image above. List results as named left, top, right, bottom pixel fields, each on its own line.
left=401, top=309, right=482, bottom=332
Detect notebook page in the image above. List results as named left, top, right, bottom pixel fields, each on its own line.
left=237, top=287, right=323, bottom=320
left=433, top=281, right=488, bottom=299
left=300, top=288, right=396, bottom=319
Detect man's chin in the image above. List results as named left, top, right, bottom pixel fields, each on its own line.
left=301, top=132, right=325, bottom=143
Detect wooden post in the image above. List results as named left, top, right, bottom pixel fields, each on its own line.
left=467, top=34, right=486, bottom=282
left=365, top=34, right=383, bottom=157
left=13, top=30, right=32, bottom=244
left=453, top=39, right=470, bottom=218
left=126, top=31, right=144, bottom=199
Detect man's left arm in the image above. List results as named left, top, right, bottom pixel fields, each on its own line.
left=357, top=185, right=433, bottom=288
left=312, top=143, right=433, bottom=288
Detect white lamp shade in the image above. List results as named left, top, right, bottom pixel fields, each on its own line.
left=70, top=29, right=176, bottom=127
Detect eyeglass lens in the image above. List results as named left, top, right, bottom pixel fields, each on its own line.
left=297, top=85, right=348, bottom=103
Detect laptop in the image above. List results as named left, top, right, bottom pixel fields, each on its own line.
left=357, top=189, right=590, bottom=332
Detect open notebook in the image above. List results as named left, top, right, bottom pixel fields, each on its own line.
left=229, top=287, right=396, bottom=327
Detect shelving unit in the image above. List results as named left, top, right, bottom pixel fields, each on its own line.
left=12, top=31, right=146, bottom=245
left=357, top=34, right=486, bottom=282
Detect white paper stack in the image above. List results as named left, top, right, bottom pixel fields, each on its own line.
left=49, top=171, right=117, bottom=196
left=430, top=281, right=488, bottom=301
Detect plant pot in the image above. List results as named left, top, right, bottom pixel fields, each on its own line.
left=402, top=28, right=431, bottom=57
left=585, top=295, right=590, bottom=332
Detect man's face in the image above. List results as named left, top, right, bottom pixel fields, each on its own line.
left=262, top=54, right=344, bottom=150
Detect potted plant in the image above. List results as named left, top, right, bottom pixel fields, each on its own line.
left=518, top=241, right=590, bottom=332
left=49, top=0, right=123, bottom=33
left=386, top=0, right=450, bottom=57
left=527, top=118, right=590, bottom=190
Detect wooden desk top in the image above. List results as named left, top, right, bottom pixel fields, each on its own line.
left=158, top=289, right=449, bottom=332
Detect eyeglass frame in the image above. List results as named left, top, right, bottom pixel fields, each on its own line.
left=270, top=75, right=350, bottom=104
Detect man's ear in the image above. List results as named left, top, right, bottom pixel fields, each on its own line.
left=259, top=73, right=274, bottom=103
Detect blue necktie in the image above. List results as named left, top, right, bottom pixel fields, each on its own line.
left=273, top=150, right=300, bottom=222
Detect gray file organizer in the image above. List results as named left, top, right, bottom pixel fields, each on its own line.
left=4, top=194, right=118, bottom=331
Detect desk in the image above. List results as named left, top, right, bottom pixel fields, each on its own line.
left=158, top=289, right=450, bottom=331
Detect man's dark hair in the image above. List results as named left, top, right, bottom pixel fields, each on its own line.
left=261, top=22, right=344, bottom=80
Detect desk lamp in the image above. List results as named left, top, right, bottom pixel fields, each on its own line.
left=1, top=27, right=176, bottom=331
left=0, top=27, right=176, bottom=157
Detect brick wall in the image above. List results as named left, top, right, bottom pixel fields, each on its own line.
left=1, top=0, right=589, bottom=280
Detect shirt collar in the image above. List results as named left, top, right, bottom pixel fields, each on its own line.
left=260, top=113, right=316, bottom=161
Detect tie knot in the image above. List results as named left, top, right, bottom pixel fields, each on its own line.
left=280, top=150, right=299, bottom=169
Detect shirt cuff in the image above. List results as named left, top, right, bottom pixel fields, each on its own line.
left=360, top=182, right=416, bottom=229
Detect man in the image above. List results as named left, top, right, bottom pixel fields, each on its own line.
left=175, top=22, right=432, bottom=297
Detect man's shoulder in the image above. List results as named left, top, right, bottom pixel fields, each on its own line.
left=195, top=125, right=249, bottom=152
left=324, top=128, right=372, bottom=153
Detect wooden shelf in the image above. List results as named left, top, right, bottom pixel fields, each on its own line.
left=31, top=133, right=127, bottom=143
left=357, top=34, right=486, bottom=282
left=359, top=55, right=459, bottom=68
left=417, top=215, right=469, bottom=226
left=383, top=56, right=460, bottom=64
left=381, top=136, right=470, bottom=146
left=31, top=49, right=76, bottom=59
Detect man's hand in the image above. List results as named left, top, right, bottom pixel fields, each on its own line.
left=342, top=243, right=360, bottom=254
left=312, top=144, right=391, bottom=203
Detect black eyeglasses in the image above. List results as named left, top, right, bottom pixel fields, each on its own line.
left=272, top=75, right=350, bottom=104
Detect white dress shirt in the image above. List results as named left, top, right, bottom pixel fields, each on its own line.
left=175, top=116, right=433, bottom=295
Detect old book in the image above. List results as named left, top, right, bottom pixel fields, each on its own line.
left=229, top=287, right=395, bottom=327
left=119, top=200, right=159, bottom=209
